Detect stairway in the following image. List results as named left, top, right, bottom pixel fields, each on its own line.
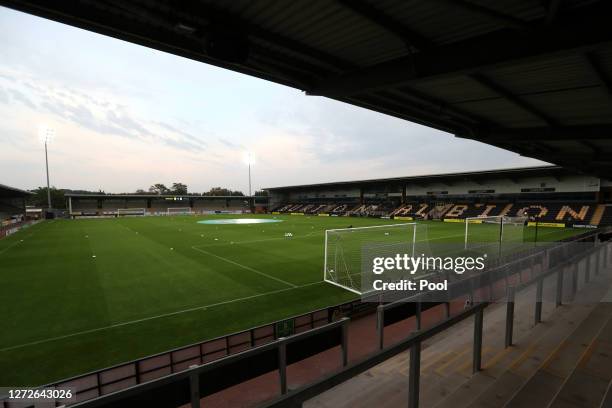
left=429, top=277, right=612, bottom=408
left=503, top=303, right=612, bottom=408
left=304, top=248, right=612, bottom=408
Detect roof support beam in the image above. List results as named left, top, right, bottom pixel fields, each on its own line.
left=390, top=86, right=500, bottom=128
left=349, top=93, right=470, bottom=135
left=466, top=125, right=612, bottom=142
left=467, top=73, right=558, bottom=127
left=544, top=0, right=563, bottom=25
left=309, top=1, right=612, bottom=97
left=584, top=52, right=612, bottom=106
left=336, top=0, right=433, bottom=51
left=166, top=1, right=356, bottom=72
left=430, top=0, right=531, bottom=31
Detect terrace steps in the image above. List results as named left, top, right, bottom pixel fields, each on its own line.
left=431, top=301, right=596, bottom=408
left=305, top=262, right=612, bottom=408
left=547, top=317, right=612, bottom=408
left=466, top=303, right=612, bottom=408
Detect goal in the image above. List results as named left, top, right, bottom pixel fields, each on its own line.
left=324, top=223, right=419, bottom=295
left=117, top=208, right=146, bottom=216
left=167, top=207, right=193, bottom=216
left=464, top=215, right=527, bottom=251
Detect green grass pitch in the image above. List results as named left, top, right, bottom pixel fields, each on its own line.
left=0, top=214, right=580, bottom=386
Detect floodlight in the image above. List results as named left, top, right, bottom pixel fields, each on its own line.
left=38, top=124, right=56, bottom=144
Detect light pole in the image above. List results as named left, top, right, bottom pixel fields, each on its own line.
left=243, top=152, right=255, bottom=197
left=39, top=125, right=55, bottom=209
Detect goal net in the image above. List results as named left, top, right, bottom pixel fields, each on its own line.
left=324, top=223, right=423, bottom=295
left=464, top=215, right=527, bottom=253
left=117, top=208, right=146, bottom=216
left=167, top=207, right=193, bottom=216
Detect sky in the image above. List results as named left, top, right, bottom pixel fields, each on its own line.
left=0, top=7, right=546, bottom=194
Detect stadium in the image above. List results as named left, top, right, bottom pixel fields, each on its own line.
left=1, top=1, right=612, bottom=408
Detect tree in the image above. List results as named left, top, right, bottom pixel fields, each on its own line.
left=149, top=184, right=170, bottom=195
left=171, top=182, right=188, bottom=195
left=27, top=187, right=66, bottom=209
left=254, top=190, right=268, bottom=196
left=203, top=187, right=244, bottom=196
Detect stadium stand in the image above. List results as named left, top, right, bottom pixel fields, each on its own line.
left=0, top=183, right=34, bottom=239
left=599, top=206, right=612, bottom=227
left=67, top=194, right=255, bottom=216
left=267, top=166, right=612, bottom=226
left=272, top=200, right=606, bottom=226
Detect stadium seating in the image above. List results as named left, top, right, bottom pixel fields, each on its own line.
left=71, top=199, right=99, bottom=215
left=271, top=200, right=610, bottom=226
left=598, top=205, right=612, bottom=227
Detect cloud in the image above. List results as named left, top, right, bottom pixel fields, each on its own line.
left=155, top=121, right=208, bottom=151
left=218, top=138, right=244, bottom=151
left=0, top=7, right=546, bottom=194
left=9, top=88, right=36, bottom=109
left=0, top=87, right=8, bottom=104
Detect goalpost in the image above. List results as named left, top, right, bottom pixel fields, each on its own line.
left=167, top=207, right=193, bottom=216
left=324, top=223, right=418, bottom=295
left=116, top=208, right=146, bottom=216
left=464, top=215, right=527, bottom=251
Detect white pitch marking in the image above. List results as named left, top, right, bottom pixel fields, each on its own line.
left=0, top=281, right=322, bottom=353
left=191, top=246, right=296, bottom=288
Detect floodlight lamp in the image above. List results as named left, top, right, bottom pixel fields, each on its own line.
left=243, top=151, right=255, bottom=165
left=38, top=124, right=56, bottom=144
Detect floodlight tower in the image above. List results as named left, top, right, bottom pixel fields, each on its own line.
left=38, top=125, right=55, bottom=209
left=243, top=152, right=255, bottom=197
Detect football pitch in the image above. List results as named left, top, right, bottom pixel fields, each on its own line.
left=0, top=214, right=581, bottom=386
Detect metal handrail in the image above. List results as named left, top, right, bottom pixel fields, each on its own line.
left=266, top=236, right=610, bottom=408
left=69, top=318, right=350, bottom=408
left=265, top=302, right=489, bottom=408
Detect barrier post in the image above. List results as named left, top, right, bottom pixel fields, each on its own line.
left=341, top=318, right=349, bottom=367
left=188, top=365, right=200, bottom=408
left=278, top=339, right=287, bottom=395
left=377, top=305, right=384, bottom=350
left=415, top=301, right=422, bottom=331
left=408, top=342, right=421, bottom=408
left=505, top=286, right=515, bottom=348
left=473, top=308, right=483, bottom=373
left=571, top=263, right=578, bottom=299
left=556, top=267, right=564, bottom=307
left=535, top=279, right=543, bottom=325
left=585, top=255, right=591, bottom=283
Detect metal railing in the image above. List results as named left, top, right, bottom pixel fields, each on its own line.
left=265, top=234, right=611, bottom=408
left=68, top=318, right=350, bottom=408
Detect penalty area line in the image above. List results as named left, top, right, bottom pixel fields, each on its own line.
left=0, top=281, right=322, bottom=353
left=191, top=245, right=296, bottom=288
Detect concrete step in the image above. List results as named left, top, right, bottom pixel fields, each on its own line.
left=547, top=317, right=612, bottom=408
left=434, top=275, right=612, bottom=408
left=502, top=302, right=612, bottom=408
left=432, top=302, right=584, bottom=408
left=433, top=300, right=599, bottom=408
left=599, top=380, right=612, bottom=408
left=304, top=263, right=612, bottom=408
left=419, top=290, right=549, bottom=407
